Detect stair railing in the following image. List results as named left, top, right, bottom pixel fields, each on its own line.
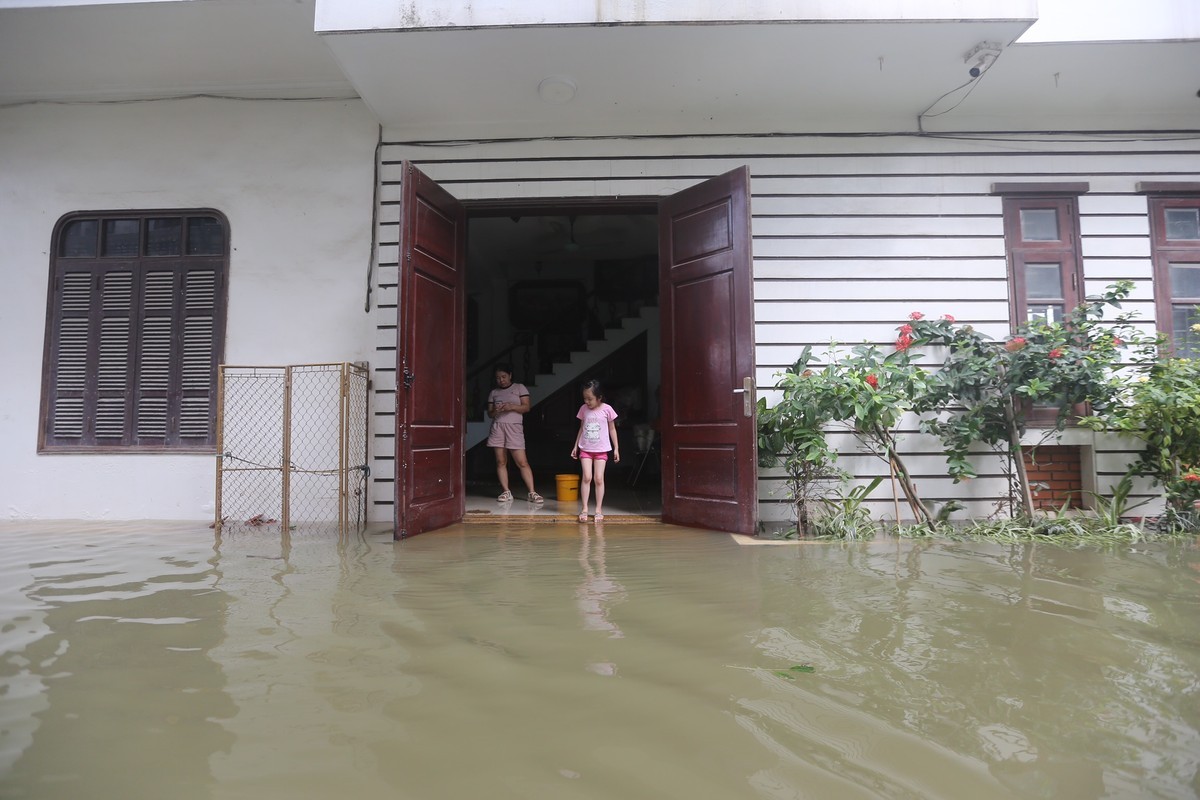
left=464, top=290, right=643, bottom=421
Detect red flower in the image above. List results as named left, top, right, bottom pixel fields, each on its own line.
left=899, top=323, right=914, bottom=335
left=896, top=333, right=914, bottom=352
left=1048, top=348, right=1063, bottom=359
left=1005, top=337, right=1027, bottom=352
left=941, top=314, right=956, bottom=323
left=1183, top=473, right=1200, bottom=483
left=1112, top=337, right=1124, bottom=347
left=865, top=374, right=879, bottom=388
left=909, top=311, right=925, bottom=321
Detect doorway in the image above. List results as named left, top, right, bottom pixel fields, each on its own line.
left=393, top=163, right=756, bottom=538
left=462, top=206, right=663, bottom=519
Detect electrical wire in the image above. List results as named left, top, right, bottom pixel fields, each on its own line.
left=915, top=54, right=998, bottom=135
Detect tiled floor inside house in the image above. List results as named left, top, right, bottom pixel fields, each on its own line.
left=464, top=478, right=662, bottom=521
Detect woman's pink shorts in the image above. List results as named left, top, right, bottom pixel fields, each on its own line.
left=487, top=422, right=525, bottom=450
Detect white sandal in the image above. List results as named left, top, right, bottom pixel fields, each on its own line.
left=497, top=490, right=513, bottom=502
left=527, top=492, right=544, bottom=504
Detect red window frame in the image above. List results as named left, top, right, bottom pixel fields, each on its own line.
left=1148, top=195, right=1200, bottom=358
left=996, top=185, right=1087, bottom=427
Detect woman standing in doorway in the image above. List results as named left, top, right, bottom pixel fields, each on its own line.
left=487, top=363, right=543, bottom=503
left=571, top=378, right=620, bottom=522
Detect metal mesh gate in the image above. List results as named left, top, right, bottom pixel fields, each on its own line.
left=215, top=362, right=369, bottom=532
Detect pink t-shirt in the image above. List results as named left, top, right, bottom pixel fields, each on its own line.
left=576, top=403, right=618, bottom=453
left=488, top=383, right=529, bottom=424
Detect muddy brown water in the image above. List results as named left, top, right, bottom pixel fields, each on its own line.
left=1, top=521, right=1198, bottom=799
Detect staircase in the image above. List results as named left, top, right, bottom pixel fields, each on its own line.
left=466, top=305, right=658, bottom=451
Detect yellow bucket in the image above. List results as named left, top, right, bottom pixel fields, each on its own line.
left=555, top=473, right=581, bottom=502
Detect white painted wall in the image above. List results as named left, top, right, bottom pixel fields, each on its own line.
left=3, top=96, right=1196, bottom=525
left=0, top=97, right=379, bottom=520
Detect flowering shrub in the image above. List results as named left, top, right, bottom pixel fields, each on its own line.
left=760, top=342, right=936, bottom=528
left=905, top=281, right=1151, bottom=518
left=1081, top=354, right=1200, bottom=525
left=761, top=281, right=1164, bottom=527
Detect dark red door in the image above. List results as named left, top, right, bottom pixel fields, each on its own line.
left=395, top=163, right=466, bottom=539
left=658, top=167, right=758, bottom=534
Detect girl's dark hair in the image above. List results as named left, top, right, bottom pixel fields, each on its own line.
left=494, top=362, right=513, bottom=376
left=581, top=378, right=604, bottom=400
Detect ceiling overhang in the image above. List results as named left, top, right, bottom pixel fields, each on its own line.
left=2, top=1, right=1199, bottom=138
left=320, top=20, right=1040, bottom=139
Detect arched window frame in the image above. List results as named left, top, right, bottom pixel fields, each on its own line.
left=38, top=209, right=229, bottom=453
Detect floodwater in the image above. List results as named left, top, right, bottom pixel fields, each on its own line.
left=1, top=522, right=1199, bottom=800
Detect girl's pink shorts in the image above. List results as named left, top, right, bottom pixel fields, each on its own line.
left=579, top=451, right=609, bottom=461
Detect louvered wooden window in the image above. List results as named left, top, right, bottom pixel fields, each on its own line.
left=40, top=210, right=228, bottom=452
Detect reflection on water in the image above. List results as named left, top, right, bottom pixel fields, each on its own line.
left=0, top=521, right=1198, bottom=799
left=577, top=523, right=626, bottom=640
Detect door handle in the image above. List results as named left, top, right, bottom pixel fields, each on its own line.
left=732, top=377, right=755, bottom=417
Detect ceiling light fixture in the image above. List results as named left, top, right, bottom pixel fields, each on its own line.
left=538, top=76, right=577, bottom=105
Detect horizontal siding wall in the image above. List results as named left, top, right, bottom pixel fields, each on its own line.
left=369, top=133, right=1200, bottom=525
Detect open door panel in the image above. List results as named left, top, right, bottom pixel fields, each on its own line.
left=658, top=166, right=758, bottom=534
left=395, top=162, right=466, bottom=539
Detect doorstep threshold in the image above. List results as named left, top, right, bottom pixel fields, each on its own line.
left=463, top=512, right=662, bottom=524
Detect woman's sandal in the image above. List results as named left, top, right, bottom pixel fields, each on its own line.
left=527, top=492, right=544, bottom=504
left=578, top=512, right=589, bottom=523
left=497, top=490, right=513, bottom=502
left=594, top=514, right=604, bottom=522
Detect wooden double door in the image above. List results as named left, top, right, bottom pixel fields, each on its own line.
left=394, top=164, right=757, bottom=538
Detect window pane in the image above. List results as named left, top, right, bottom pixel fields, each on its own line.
left=1028, top=304, right=1064, bottom=324
left=187, top=217, right=225, bottom=255
left=60, top=219, right=98, bottom=257
left=1165, top=208, right=1200, bottom=241
left=103, top=219, right=140, bottom=257
left=1025, top=263, right=1063, bottom=300
left=1169, top=262, right=1200, bottom=299
left=145, top=218, right=182, bottom=257
left=1020, top=209, right=1059, bottom=241
left=1171, top=305, right=1200, bottom=358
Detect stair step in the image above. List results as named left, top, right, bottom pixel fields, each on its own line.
left=464, top=306, right=655, bottom=451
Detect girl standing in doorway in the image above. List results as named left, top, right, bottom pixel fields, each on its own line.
left=487, top=363, right=543, bottom=503
left=571, top=379, right=620, bottom=522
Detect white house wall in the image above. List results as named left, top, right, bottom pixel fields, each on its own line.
left=2, top=102, right=1194, bottom=523
left=0, top=97, right=379, bottom=520
left=371, top=132, right=1199, bottom=524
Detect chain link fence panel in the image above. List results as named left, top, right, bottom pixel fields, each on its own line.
left=216, top=362, right=369, bottom=533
